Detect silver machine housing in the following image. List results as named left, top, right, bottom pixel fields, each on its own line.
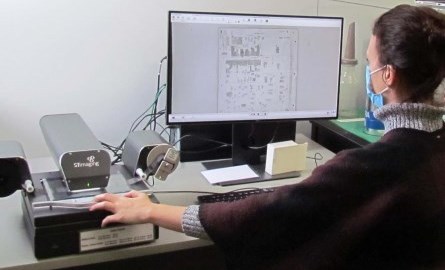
left=40, top=113, right=111, bottom=191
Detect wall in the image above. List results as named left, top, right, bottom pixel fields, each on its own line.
left=0, top=0, right=411, bottom=158
left=0, top=0, right=315, bottom=158
left=318, top=0, right=411, bottom=117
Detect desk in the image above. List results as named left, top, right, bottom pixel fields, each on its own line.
left=0, top=134, right=335, bottom=270
left=310, top=119, right=381, bottom=153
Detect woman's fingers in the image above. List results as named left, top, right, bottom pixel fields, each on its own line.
left=124, top=190, right=142, bottom=198
left=94, top=193, right=120, bottom=203
left=101, top=214, right=122, bottom=227
left=89, top=200, right=116, bottom=213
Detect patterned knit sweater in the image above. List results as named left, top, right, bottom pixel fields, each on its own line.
left=182, top=103, right=445, bottom=270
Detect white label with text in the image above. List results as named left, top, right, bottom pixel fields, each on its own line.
left=79, top=223, right=155, bottom=252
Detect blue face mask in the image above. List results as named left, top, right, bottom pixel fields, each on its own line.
left=366, top=65, right=389, bottom=108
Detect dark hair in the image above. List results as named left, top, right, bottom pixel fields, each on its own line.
left=373, top=5, right=445, bottom=102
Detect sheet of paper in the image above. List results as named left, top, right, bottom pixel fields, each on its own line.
left=201, top=165, right=259, bottom=185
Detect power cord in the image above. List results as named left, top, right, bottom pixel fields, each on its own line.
left=246, top=123, right=279, bottom=150
left=141, top=186, right=272, bottom=196
left=173, top=134, right=231, bottom=148
left=179, top=144, right=231, bottom=154
left=153, top=56, right=168, bottom=131
left=129, top=85, right=166, bottom=132
left=142, top=110, right=166, bottom=131
left=100, top=55, right=169, bottom=164
left=306, top=152, right=323, bottom=167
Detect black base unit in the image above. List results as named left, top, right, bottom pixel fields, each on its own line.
left=21, top=175, right=159, bottom=259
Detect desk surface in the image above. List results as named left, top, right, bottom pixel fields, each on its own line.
left=310, top=119, right=383, bottom=153
left=0, top=134, right=335, bottom=270
left=331, top=119, right=381, bottom=143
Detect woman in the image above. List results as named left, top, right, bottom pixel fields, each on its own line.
left=91, top=5, right=445, bottom=269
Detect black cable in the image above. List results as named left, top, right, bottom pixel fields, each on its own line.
left=102, top=138, right=125, bottom=165
left=142, top=176, right=155, bottom=188
left=306, top=152, right=323, bottom=167
left=151, top=190, right=218, bottom=195
left=102, top=89, right=166, bottom=165
left=179, top=144, right=231, bottom=154
left=111, top=156, right=122, bottom=165
left=150, top=122, right=168, bottom=136
left=159, top=125, right=171, bottom=137
left=103, top=56, right=169, bottom=163
left=106, top=101, right=162, bottom=163
left=132, top=110, right=165, bottom=132
left=149, top=186, right=269, bottom=196
left=99, top=57, right=169, bottom=165
left=153, top=56, right=168, bottom=131
left=129, top=86, right=165, bottom=132
left=128, top=105, right=155, bottom=134
left=142, top=110, right=166, bottom=131
left=101, top=141, right=123, bottom=165
left=100, top=142, right=120, bottom=156
left=246, top=123, right=280, bottom=150
left=173, top=134, right=231, bottom=147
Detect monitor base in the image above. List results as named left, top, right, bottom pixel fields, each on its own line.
left=202, top=159, right=300, bottom=186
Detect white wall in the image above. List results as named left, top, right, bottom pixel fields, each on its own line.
left=0, top=0, right=316, bottom=158
left=0, top=0, right=411, bottom=158
left=318, top=0, right=412, bottom=116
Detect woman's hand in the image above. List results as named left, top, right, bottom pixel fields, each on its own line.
left=89, top=190, right=153, bottom=227
left=89, top=190, right=187, bottom=232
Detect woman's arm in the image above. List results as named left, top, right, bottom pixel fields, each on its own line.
left=89, top=190, right=186, bottom=232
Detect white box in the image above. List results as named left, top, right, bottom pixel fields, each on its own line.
left=265, top=140, right=308, bottom=175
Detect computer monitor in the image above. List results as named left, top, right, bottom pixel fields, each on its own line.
left=167, top=11, right=343, bottom=179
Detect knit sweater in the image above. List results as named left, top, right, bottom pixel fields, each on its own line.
left=182, top=103, right=445, bottom=269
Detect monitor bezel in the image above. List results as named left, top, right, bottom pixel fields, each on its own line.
left=166, top=10, right=344, bottom=126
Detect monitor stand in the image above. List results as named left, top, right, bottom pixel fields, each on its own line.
left=202, top=159, right=300, bottom=186
left=201, top=121, right=299, bottom=185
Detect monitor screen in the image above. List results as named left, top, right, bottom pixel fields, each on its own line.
left=167, top=11, right=343, bottom=125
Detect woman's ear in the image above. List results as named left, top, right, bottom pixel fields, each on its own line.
left=383, top=65, right=397, bottom=86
